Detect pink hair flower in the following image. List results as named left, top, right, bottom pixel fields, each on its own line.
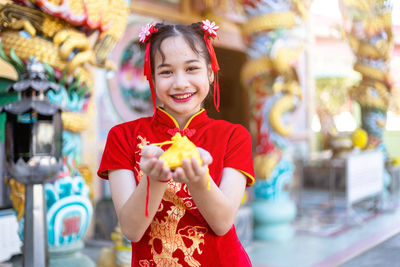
left=139, top=23, right=158, bottom=43
left=201, top=20, right=219, bottom=38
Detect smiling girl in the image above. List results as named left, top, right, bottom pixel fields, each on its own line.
left=98, top=21, right=255, bottom=267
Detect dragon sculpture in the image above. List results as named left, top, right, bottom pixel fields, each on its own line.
left=240, top=0, right=312, bottom=241
left=340, top=0, right=393, bottom=150
left=340, top=0, right=394, bottom=197
left=241, top=0, right=311, bottom=198
left=1, top=0, right=128, bottom=84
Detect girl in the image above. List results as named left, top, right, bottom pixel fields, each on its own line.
left=98, top=20, right=255, bottom=267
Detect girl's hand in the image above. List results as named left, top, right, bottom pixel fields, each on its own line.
left=140, top=145, right=172, bottom=182
left=172, top=147, right=213, bottom=187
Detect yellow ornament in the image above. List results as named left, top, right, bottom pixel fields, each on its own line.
left=152, top=133, right=210, bottom=189
left=352, top=128, right=368, bottom=149
left=157, top=133, right=203, bottom=170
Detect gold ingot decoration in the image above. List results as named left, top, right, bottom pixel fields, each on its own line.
left=142, top=133, right=210, bottom=189
left=156, top=133, right=203, bottom=170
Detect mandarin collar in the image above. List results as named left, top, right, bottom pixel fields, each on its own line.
left=153, top=107, right=210, bottom=130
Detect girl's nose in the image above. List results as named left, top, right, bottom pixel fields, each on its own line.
left=173, top=72, right=190, bottom=90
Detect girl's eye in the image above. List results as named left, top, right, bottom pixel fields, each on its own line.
left=160, top=70, right=172, bottom=75
left=187, top=66, right=199, bottom=72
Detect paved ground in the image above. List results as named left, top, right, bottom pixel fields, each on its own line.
left=4, top=220, right=400, bottom=267
left=341, top=233, right=400, bottom=267
left=87, top=234, right=400, bottom=267
left=83, top=232, right=400, bottom=267
left=3, top=189, right=400, bottom=266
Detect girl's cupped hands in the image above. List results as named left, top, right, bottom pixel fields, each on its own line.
left=171, top=148, right=213, bottom=188
left=140, top=145, right=213, bottom=186
left=140, top=145, right=172, bottom=182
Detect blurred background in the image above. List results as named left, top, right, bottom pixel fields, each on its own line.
left=0, top=0, right=399, bottom=266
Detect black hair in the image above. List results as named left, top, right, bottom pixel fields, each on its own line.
left=149, top=22, right=211, bottom=75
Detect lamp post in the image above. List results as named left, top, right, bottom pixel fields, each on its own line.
left=3, top=59, right=63, bottom=267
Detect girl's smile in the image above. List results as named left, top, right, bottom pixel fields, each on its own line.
left=171, top=92, right=196, bottom=102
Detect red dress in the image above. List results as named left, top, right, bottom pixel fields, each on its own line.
left=98, top=107, right=255, bottom=267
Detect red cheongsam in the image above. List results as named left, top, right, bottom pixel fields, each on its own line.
left=98, top=107, right=255, bottom=267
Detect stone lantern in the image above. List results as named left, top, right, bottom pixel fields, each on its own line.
left=3, top=59, right=63, bottom=267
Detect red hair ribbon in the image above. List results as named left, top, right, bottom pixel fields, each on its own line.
left=139, top=24, right=160, bottom=217
left=202, top=20, right=220, bottom=112
left=139, top=24, right=158, bottom=114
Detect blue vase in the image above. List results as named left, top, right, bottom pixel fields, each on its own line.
left=252, top=198, right=296, bottom=241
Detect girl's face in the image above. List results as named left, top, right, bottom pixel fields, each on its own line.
left=154, top=35, right=213, bottom=123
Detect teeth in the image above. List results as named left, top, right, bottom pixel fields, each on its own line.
left=174, top=93, right=192, bottom=99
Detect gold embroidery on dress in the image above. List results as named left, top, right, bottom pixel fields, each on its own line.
left=135, top=135, right=149, bottom=182
left=137, top=135, right=150, bottom=155
left=144, top=181, right=208, bottom=267
left=134, top=166, right=144, bottom=182
left=138, top=259, right=156, bottom=267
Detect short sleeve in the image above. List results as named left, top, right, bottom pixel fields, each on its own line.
left=224, top=125, right=255, bottom=187
left=97, top=125, right=135, bottom=180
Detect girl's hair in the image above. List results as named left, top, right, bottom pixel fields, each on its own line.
left=149, top=22, right=211, bottom=75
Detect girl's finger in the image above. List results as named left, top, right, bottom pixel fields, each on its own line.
left=182, top=159, right=195, bottom=180
left=160, top=167, right=172, bottom=181
left=142, top=145, right=164, bottom=158
left=140, top=157, right=156, bottom=173
left=152, top=146, right=165, bottom=158
left=198, top=148, right=213, bottom=166
left=172, top=167, right=187, bottom=184
left=141, top=146, right=154, bottom=158
left=150, top=160, right=165, bottom=178
left=191, top=157, right=205, bottom=177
